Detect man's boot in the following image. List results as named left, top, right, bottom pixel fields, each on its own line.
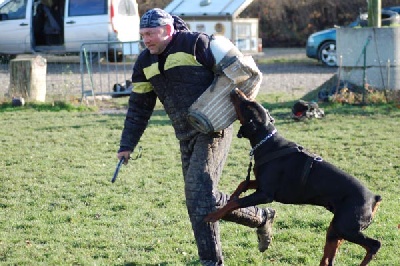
left=256, top=208, right=276, bottom=252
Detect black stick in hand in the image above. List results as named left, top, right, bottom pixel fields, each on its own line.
left=111, top=157, right=125, bottom=183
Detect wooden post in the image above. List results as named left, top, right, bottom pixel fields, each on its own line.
left=9, top=55, right=47, bottom=102
left=368, top=0, right=381, bottom=27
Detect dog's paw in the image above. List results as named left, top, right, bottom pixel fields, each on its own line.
left=204, top=213, right=221, bottom=223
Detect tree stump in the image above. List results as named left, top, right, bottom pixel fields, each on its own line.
left=9, top=55, right=47, bottom=102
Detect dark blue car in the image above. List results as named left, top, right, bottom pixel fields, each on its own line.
left=306, top=8, right=400, bottom=67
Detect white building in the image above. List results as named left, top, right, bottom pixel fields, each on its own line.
left=164, top=0, right=260, bottom=53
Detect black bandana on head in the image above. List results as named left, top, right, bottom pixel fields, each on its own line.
left=140, top=8, right=174, bottom=29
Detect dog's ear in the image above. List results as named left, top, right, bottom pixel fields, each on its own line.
left=249, top=103, right=267, bottom=125
left=263, top=107, right=275, bottom=124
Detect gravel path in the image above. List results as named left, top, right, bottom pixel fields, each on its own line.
left=259, top=63, right=336, bottom=94
left=256, top=48, right=337, bottom=94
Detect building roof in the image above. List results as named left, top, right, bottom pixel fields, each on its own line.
left=164, top=0, right=255, bottom=18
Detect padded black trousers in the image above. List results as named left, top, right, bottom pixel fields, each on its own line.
left=180, top=125, right=266, bottom=265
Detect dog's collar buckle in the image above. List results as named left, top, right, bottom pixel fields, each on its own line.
left=249, top=129, right=277, bottom=157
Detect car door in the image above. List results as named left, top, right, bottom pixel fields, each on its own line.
left=111, top=0, right=139, bottom=42
left=0, top=0, right=33, bottom=54
left=63, top=0, right=108, bottom=52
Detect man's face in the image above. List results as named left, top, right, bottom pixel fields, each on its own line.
left=140, top=26, right=169, bottom=55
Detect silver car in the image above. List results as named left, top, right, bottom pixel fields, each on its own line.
left=306, top=9, right=400, bottom=67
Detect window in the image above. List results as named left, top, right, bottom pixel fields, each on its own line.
left=196, top=24, right=205, bottom=32
left=0, top=0, right=27, bottom=20
left=236, top=23, right=250, bottom=36
left=68, top=0, right=107, bottom=16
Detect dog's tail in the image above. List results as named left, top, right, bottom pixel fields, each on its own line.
left=374, top=195, right=382, bottom=203
left=371, top=195, right=382, bottom=218
left=360, top=195, right=382, bottom=231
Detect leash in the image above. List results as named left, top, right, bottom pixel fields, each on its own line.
left=234, top=129, right=277, bottom=196
left=234, top=157, right=253, bottom=197
left=245, top=159, right=253, bottom=186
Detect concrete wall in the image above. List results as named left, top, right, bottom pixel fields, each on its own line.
left=337, top=27, right=400, bottom=90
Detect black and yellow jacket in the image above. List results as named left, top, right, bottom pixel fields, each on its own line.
left=119, top=31, right=215, bottom=152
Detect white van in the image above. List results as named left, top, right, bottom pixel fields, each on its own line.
left=0, top=0, right=140, bottom=61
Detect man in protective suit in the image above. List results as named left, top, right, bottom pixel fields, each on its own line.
left=117, top=8, right=275, bottom=265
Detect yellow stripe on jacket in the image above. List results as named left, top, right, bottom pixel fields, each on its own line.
left=132, top=81, right=153, bottom=93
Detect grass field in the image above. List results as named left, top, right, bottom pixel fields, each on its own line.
left=0, top=92, right=399, bottom=265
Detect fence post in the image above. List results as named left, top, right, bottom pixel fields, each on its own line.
left=9, top=55, right=47, bottom=102
left=368, top=0, right=381, bottom=27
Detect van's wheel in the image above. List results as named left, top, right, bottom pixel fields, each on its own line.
left=107, top=51, right=123, bottom=62
left=318, top=41, right=337, bottom=67
left=0, top=54, right=16, bottom=64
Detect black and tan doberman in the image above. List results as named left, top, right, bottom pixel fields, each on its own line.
left=205, top=88, right=382, bottom=266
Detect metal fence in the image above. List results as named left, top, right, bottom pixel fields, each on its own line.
left=0, top=41, right=142, bottom=102
left=0, top=43, right=357, bottom=105
left=3, top=43, right=397, bottom=104
left=80, top=41, right=142, bottom=99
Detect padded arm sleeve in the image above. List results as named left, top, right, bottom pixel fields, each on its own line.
left=210, top=35, right=262, bottom=98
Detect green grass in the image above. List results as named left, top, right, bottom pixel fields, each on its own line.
left=0, top=93, right=399, bottom=265
left=0, top=101, right=96, bottom=113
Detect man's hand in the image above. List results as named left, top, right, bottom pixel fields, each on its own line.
left=117, top=151, right=131, bottom=165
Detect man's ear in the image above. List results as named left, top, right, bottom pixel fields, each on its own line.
left=165, top=24, right=174, bottom=37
